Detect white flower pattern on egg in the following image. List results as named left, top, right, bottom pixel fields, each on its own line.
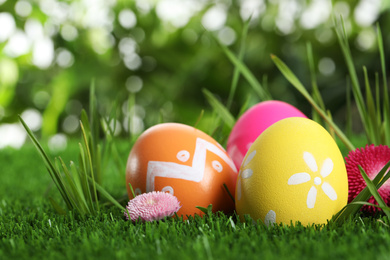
left=288, top=152, right=337, bottom=209
left=236, top=150, right=257, bottom=201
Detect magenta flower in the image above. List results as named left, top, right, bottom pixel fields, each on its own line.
left=124, top=191, right=182, bottom=222
left=345, top=144, right=390, bottom=212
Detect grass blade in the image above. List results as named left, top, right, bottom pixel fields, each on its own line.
left=223, top=183, right=235, bottom=203
left=80, top=122, right=99, bottom=212
left=363, top=66, right=380, bottom=144
left=306, top=42, right=325, bottom=111
left=359, top=165, right=390, bottom=218
left=78, top=142, right=94, bottom=212
left=377, top=25, right=390, bottom=146
left=55, top=158, right=82, bottom=214
left=220, top=44, right=271, bottom=101
left=202, top=88, right=236, bottom=129
left=345, top=78, right=352, bottom=137
left=101, top=123, right=126, bottom=178
left=19, top=116, right=73, bottom=210
left=271, top=54, right=355, bottom=151
left=375, top=73, right=381, bottom=127
left=89, top=176, right=125, bottom=211
left=69, top=161, right=90, bottom=213
left=128, top=183, right=136, bottom=199
left=334, top=17, right=371, bottom=142
left=193, top=109, right=204, bottom=129
left=48, top=197, right=67, bottom=215
left=226, top=16, right=250, bottom=109
left=333, top=159, right=390, bottom=223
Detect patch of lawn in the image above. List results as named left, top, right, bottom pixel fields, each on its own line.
left=1, top=139, right=389, bottom=260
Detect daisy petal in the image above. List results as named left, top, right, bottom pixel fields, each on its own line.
left=303, top=152, right=318, bottom=172
left=288, top=172, right=311, bottom=185
left=243, top=150, right=257, bottom=167
left=320, top=158, right=333, bottom=178
left=241, top=168, right=253, bottom=179
left=321, top=182, right=337, bottom=200
left=307, top=186, right=317, bottom=209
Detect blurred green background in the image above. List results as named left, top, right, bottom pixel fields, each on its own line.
left=1, top=0, right=390, bottom=150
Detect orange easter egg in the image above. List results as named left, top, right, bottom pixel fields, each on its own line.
left=125, top=123, right=238, bottom=218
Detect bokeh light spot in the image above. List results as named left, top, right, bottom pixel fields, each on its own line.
left=333, top=1, right=350, bottom=18
left=4, top=30, right=31, bottom=57
left=218, top=27, right=236, bottom=46
left=56, top=48, right=75, bottom=68
left=48, top=134, right=68, bottom=153
left=62, top=115, right=79, bottom=134
left=119, top=37, right=137, bottom=56
left=0, top=12, right=16, bottom=42
left=25, top=19, right=44, bottom=41
left=202, top=5, right=227, bottom=31
left=15, top=0, right=32, bottom=17
left=354, top=0, right=381, bottom=27
left=33, top=91, right=50, bottom=109
left=21, top=109, right=43, bottom=132
left=300, top=0, right=331, bottom=29
left=126, top=76, right=143, bottom=93
left=318, top=57, right=336, bottom=76
left=124, top=53, right=142, bottom=70
left=240, top=0, right=266, bottom=22
left=356, top=28, right=376, bottom=51
left=61, top=24, right=78, bottom=41
left=0, top=124, right=26, bottom=149
left=32, top=37, right=54, bottom=69
left=119, top=9, right=137, bottom=29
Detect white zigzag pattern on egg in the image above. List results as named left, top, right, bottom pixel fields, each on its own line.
left=146, top=138, right=237, bottom=193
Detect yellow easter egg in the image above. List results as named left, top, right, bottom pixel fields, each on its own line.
left=235, top=117, right=348, bottom=226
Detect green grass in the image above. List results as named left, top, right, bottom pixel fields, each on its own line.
left=1, top=139, right=390, bottom=260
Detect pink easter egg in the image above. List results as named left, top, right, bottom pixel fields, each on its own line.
left=227, top=100, right=307, bottom=169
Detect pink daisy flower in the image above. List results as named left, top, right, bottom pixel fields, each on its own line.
left=124, top=191, right=181, bottom=222
left=345, top=144, right=390, bottom=212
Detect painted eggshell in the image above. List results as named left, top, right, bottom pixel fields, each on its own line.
left=227, top=100, right=307, bottom=170
left=235, top=117, right=348, bottom=226
left=126, top=123, right=238, bottom=218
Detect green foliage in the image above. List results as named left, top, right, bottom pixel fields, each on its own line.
left=334, top=19, right=390, bottom=146
left=2, top=133, right=390, bottom=259
left=18, top=85, right=125, bottom=215
left=1, top=199, right=390, bottom=260
left=332, top=160, right=390, bottom=224
left=2, top=1, right=390, bottom=137
left=202, top=88, right=236, bottom=129
left=271, top=54, right=355, bottom=151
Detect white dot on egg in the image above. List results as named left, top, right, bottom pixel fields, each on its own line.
left=176, top=150, right=190, bottom=162
left=314, top=177, right=322, bottom=185
left=212, top=160, right=223, bottom=172
left=162, top=186, right=174, bottom=195
left=243, top=150, right=256, bottom=167
left=264, top=210, right=276, bottom=227
left=241, top=168, right=253, bottom=179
